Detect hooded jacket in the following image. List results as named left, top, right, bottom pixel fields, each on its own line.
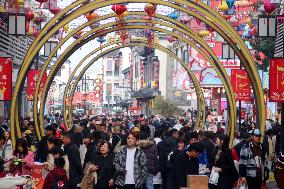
left=137, top=139, right=158, bottom=174
left=43, top=168, right=69, bottom=189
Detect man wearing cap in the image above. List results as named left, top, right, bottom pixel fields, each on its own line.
left=239, top=129, right=264, bottom=189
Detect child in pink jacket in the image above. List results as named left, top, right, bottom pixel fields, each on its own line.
left=11, top=139, right=34, bottom=175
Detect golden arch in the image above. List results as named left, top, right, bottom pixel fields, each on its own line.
left=33, top=19, right=237, bottom=139
left=10, top=0, right=264, bottom=148
left=64, top=39, right=206, bottom=129
left=37, top=24, right=236, bottom=146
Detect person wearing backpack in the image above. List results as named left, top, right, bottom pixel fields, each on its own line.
left=43, top=157, right=69, bottom=189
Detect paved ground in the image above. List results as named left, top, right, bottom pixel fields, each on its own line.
left=267, top=182, right=279, bottom=189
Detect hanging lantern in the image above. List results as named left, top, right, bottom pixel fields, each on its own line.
left=218, top=1, right=229, bottom=12
left=167, top=12, right=179, bottom=20
left=85, top=11, right=99, bottom=21
left=111, top=4, right=127, bottom=16
left=195, top=18, right=201, bottom=25
left=263, top=0, right=277, bottom=14
left=144, top=3, right=157, bottom=17
left=166, top=35, right=176, bottom=43
left=34, top=13, right=44, bottom=25
left=33, top=29, right=40, bottom=38
left=35, top=0, right=48, bottom=8
left=97, top=37, right=106, bottom=47
left=50, top=7, right=61, bottom=15
left=226, top=0, right=235, bottom=9
left=73, top=30, right=84, bottom=40
left=63, top=24, right=70, bottom=32
left=25, top=9, right=34, bottom=23
left=245, top=17, right=252, bottom=28
left=199, top=30, right=210, bottom=37
left=180, top=14, right=191, bottom=24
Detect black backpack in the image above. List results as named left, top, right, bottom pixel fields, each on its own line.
left=52, top=176, right=68, bottom=189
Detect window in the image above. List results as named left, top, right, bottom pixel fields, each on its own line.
left=135, top=61, right=139, bottom=78
left=183, top=50, right=189, bottom=64
left=106, top=83, right=112, bottom=96
left=106, top=71, right=112, bottom=76
left=106, top=96, right=112, bottom=101
left=114, top=61, right=120, bottom=76
left=106, top=60, right=113, bottom=71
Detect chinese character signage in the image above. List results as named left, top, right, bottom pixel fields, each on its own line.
left=231, top=69, right=251, bottom=101
left=269, top=58, right=284, bottom=102
left=86, top=92, right=100, bottom=103
left=27, top=70, right=47, bottom=101
left=73, top=92, right=84, bottom=103
left=0, top=57, right=12, bottom=101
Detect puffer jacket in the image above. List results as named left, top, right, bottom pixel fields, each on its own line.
left=113, top=146, right=147, bottom=188
left=137, top=139, right=158, bottom=175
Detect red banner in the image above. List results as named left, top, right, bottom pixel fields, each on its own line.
left=27, top=70, right=47, bottom=101
left=0, top=57, right=12, bottom=101
left=269, top=58, right=284, bottom=102
left=73, top=92, right=84, bottom=103
left=231, top=69, right=251, bottom=101
left=86, top=92, right=100, bottom=103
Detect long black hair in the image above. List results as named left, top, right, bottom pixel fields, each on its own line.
left=217, top=134, right=230, bottom=152
left=14, top=138, right=29, bottom=157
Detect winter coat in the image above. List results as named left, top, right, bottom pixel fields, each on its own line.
left=20, top=151, right=34, bottom=175
left=81, top=163, right=98, bottom=189
left=64, top=142, right=83, bottom=186
left=214, top=149, right=237, bottom=189
left=43, top=168, right=69, bottom=189
left=113, top=146, right=147, bottom=188
left=45, top=154, right=69, bottom=178
left=200, top=138, right=216, bottom=170
left=234, top=140, right=249, bottom=158
left=36, top=135, right=49, bottom=162
left=239, top=142, right=264, bottom=178
left=275, top=152, right=284, bottom=188
left=157, top=136, right=177, bottom=173
left=83, top=142, right=96, bottom=169
left=174, top=151, right=199, bottom=188
left=137, top=139, right=158, bottom=175
left=166, top=149, right=183, bottom=189
left=92, top=153, right=115, bottom=188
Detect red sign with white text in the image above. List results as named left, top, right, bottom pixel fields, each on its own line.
left=231, top=69, right=251, bottom=101
left=269, top=58, right=284, bottom=102
left=73, top=92, right=84, bottom=103
left=27, top=70, right=47, bottom=101
left=86, top=92, right=100, bottom=103
left=0, top=57, right=12, bottom=101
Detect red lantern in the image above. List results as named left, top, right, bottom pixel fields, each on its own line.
left=26, top=9, right=34, bottom=22
left=50, top=7, right=61, bottom=15
left=85, top=12, right=99, bottom=21
left=35, top=0, right=48, bottom=8
left=111, top=4, right=127, bottom=16
left=263, top=0, right=277, bottom=14
left=144, top=3, right=157, bottom=17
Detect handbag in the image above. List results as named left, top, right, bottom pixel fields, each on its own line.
left=209, top=167, right=219, bottom=185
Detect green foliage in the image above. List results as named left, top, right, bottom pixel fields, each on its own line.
left=152, top=96, right=183, bottom=117
left=251, top=38, right=275, bottom=72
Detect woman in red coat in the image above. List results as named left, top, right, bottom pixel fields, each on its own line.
left=43, top=157, right=69, bottom=189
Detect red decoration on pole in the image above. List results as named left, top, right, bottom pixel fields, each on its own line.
left=231, top=69, right=251, bottom=101
left=269, top=58, right=284, bottom=102
left=49, top=7, right=61, bottom=15
left=111, top=4, right=127, bottom=16
left=27, top=70, right=47, bottom=101
left=35, top=0, right=48, bottom=8
left=0, top=57, right=12, bottom=101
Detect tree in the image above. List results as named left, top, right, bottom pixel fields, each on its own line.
left=152, top=96, right=183, bottom=117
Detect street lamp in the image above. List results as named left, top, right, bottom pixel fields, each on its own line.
left=258, top=15, right=277, bottom=37
left=222, top=43, right=235, bottom=59
left=8, top=13, right=26, bottom=36
left=44, top=41, right=58, bottom=57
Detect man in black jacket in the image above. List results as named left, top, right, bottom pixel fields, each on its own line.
left=174, top=142, right=202, bottom=188
left=36, top=124, right=56, bottom=162
left=199, top=131, right=216, bottom=170
left=62, top=131, right=83, bottom=189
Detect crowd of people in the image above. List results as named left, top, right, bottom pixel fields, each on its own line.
left=0, top=110, right=283, bottom=189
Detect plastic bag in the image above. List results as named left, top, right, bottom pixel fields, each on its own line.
left=209, top=167, right=219, bottom=185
